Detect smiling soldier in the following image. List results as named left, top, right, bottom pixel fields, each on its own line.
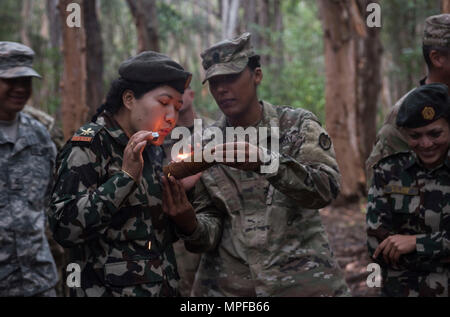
left=0, top=42, right=58, bottom=297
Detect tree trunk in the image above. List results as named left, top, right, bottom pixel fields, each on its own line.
left=126, top=0, right=160, bottom=52
left=20, top=0, right=32, bottom=47
left=443, top=0, right=450, bottom=13
left=83, top=0, right=104, bottom=119
left=46, top=0, right=61, bottom=49
left=59, top=0, right=88, bottom=141
left=318, top=0, right=382, bottom=203
left=221, top=0, right=240, bottom=39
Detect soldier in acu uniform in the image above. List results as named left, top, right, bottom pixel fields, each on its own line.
left=162, top=33, right=350, bottom=297
left=0, top=42, right=58, bottom=297
left=48, top=52, right=192, bottom=297
left=367, top=83, right=450, bottom=297
left=366, top=14, right=450, bottom=185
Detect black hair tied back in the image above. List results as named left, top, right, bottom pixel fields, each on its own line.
left=91, top=78, right=159, bottom=122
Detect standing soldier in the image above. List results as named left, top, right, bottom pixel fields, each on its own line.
left=0, top=42, right=58, bottom=297
left=162, top=33, right=350, bottom=297
left=366, top=14, right=450, bottom=185
left=48, top=52, right=192, bottom=297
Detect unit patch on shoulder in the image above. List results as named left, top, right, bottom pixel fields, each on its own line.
left=319, top=133, right=332, bottom=151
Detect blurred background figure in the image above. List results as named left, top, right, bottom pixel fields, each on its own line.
left=0, top=41, right=58, bottom=297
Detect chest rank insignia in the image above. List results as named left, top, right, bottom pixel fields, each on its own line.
left=384, top=185, right=419, bottom=196
left=422, top=107, right=435, bottom=121
left=319, top=133, right=332, bottom=151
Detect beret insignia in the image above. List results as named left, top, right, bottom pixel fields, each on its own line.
left=319, top=133, right=332, bottom=151
left=422, top=107, right=436, bottom=121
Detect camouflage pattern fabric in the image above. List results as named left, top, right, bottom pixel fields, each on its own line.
left=179, top=101, right=350, bottom=297
left=22, top=105, right=68, bottom=296
left=48, top=112, right=180, bottom=297
left=201, top=32, right=255, bottom=84
left=423, top=14, right=450, bottom=47
left=367, top=151, right=450, bottom=297
left=0, top=112, right=58, bottom=296
left=0, top=41, right=41, bottom=79
left=162, top=115, right=213, bottom=297
left=366, top=88, right=420, bottom=187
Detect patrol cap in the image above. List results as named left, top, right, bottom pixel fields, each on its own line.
left=0, top=41, right=41, bottom=79
left=201, top=32, right=256, bottom=84
left=396, top=83, right=450, bottom=129
left=423, top=14, right=450, bottom=47
left=119, top=51, right=192, bottom=94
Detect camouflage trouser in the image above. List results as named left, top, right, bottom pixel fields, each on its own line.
left=173, top=240, right=201, bottom=297
left=45, top=226, right=69, bottom=297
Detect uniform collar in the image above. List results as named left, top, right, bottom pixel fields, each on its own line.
left=216, top=100, right=280, bottom=130
left=99, top=112, right=130, bottom=147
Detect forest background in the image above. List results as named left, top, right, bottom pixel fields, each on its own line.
left=1, top=0, right=446, bottom=203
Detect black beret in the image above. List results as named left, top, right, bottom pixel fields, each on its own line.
left=119, top=51, right=192, bottom=94
left=396, top=83, right=450, bottom=128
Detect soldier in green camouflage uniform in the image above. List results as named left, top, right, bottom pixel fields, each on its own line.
left=367, top=83, right=450, bottom=297
left=162, top=33, right=350, bottom=297
left=48, top=52, right=192, bottom=297
left=366, top=14, right=450, bottom=186
left=0, top=42, right=58, bottom=296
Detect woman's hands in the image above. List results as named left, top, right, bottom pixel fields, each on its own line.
left=373, top=235, right=417, bottom=265
left=122, top=131, right=156, bottom=183
left=162, top=176, right=198, bottom=236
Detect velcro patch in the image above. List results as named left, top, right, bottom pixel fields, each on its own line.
left=384, top=185, right=419, bottom=196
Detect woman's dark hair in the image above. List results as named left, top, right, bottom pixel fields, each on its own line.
left=423, top=45, right=450, bottom=70
left=247, top=55, right=261, bottom=71
left=92, top=78, right=160, bottom=122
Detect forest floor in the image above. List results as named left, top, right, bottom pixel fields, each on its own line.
left=320, top=203, right=381, bottom=297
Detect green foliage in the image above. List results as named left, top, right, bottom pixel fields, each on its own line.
left=258, top=0, right=325, bottom=123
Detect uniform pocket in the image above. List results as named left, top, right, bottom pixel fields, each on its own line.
left=104, top=259, right=164, bottom=287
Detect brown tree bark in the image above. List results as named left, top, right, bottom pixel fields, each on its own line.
left=126, top=0, right=160, bottom=52
left=318, top=0, right=382, bottom=203
left=83, top=0, right=104, bottom=119
left=59, top=0, right=88, bottom=141
left=443, top=0, right=450, bottom=13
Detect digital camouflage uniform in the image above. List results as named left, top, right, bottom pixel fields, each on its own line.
left=367, top=151, right=450, bottom=297
left=22, top=105, right=67, bottom=296
left=48, top=112, right=179, bottom=297
left=162, top=115, right=213, bottom=297
left=0, top=41, right=58, bottom=297
left=0, top=112, right=58, bottom=296
left=366, top=14, right=450, bottom=185
left=180, top=101, right=350, bottom=297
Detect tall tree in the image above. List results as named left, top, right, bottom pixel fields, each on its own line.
left=221, top=0, right=240, bottom=39
left=83, top=0, right=104, bottom=118
left=318, top=0, right=382, bottom=202
left=126, top=0, right=160, bottom=52
left=59, top=0, right=88, bottom=140
left=443, top=0, right=450, bottom=13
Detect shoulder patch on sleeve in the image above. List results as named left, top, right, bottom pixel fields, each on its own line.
left=71, top=123, right=103, bottom=145
left=319, top=133, right=332, bottom=151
